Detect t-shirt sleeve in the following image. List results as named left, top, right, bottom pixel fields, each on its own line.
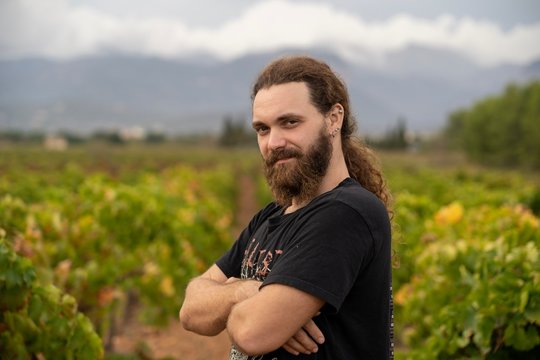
left=215, top=203, right=279, bottom=278
left=215, top=229, right=247, bottom=278
left=261, top=201, right=374, bottom=313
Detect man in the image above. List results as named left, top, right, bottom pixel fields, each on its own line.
left=179, top=56, right=393, bottom=359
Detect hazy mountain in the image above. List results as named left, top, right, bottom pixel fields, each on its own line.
left=1, top=47, right=538, bottom=136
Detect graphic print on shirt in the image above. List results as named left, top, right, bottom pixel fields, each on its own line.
left=230, top=345, right=277, bottom=360
left=241, top=237, right=284, bottom=281
left=230, top=236, right=284, bottom=360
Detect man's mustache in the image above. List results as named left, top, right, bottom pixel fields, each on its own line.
left=265, top=148, right=302, bottom=167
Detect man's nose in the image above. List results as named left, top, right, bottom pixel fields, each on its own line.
left=267, top=129, right=287, bottom=150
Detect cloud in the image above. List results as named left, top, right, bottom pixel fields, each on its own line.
left=1, top=0, right=539, bottom=67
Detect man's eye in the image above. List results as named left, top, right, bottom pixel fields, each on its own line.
left=255, top=127, right=269, bottom=135
left=284, top=120, right=298, bottom=127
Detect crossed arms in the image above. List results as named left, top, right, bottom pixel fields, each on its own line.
left=179, top=264, right=325, bottom=356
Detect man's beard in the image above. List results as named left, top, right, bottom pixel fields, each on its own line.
left=264, top=127, right=333, bottom=207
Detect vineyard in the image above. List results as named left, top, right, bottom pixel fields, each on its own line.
left=1, top=144, right=539, bottom=359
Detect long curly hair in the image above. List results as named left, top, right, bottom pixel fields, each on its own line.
left=251, top=55, right=392, bottom=213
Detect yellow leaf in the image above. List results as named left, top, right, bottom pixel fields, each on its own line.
left=160, top=276, right=175, bottom=297
left=434, top=202, right=464, bottom=225
left=395, top=284, right=412, bottom=306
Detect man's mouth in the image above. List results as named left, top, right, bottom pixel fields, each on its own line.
left=266, top=148, right=301, bottom=167
left=275, top=157, right=294, bottom=165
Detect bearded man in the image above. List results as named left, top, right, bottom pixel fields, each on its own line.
left=179, top=56, right=393, bottom=359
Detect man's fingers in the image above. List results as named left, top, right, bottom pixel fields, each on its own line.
left=283, top=330, right=317, bottom=355
left=303, top=319, right=325, bottom=344
left=283, top=337, right=307, bottom=355
left=282, top=343, right=299, bottom=356
left=282, top=318, right=326, bottom=355
left=294, top=328, right=319, bottom=353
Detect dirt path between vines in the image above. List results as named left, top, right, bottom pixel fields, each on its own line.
left=112, top=174, right=258, bottom=359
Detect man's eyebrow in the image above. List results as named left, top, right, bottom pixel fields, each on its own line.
left=276, top=113, right=303, bottom=122
left=252, top=113, right=302, bottom=128
left=252, top=120, right=265, bottom=129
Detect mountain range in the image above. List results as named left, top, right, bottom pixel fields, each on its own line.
left=1, top=47, right=539, bottom=136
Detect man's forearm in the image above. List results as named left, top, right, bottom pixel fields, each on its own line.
left=179, top=276, right=260, bottom=336
left=226, top=283, right=325, bottom=356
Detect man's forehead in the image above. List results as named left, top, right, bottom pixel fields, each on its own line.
left=252, top=82, right=314, bottom=120
left=254, top=82, right=310, bottom=102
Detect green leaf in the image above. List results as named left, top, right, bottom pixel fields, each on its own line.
left=524, top=308, right=540, bottom=324
left=474, top=316, right=496, bottom=352
left=520, top=290, right=529, bottom=313
left=510, top=326, right=540, bottom=351
left=0, top=331, right=30, bottom=359
left=4, top=311, right=40, bottom=338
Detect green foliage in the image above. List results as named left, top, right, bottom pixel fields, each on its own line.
left=386, top=162, right=540, bottom=358
left=1, top=166, right=235, bottom=322
left=2, top=145, right=539, bottom=358
left=445, top=81, right=540, bottom=169
left=396, top=204, right=540, bottom=358
left=0, top=230, right=36, bottom=312
left=0, top=234, right=104, bottom=359
left=0, top=146, right=238, bottom=352
left=0, top=130, right=45, bottom=143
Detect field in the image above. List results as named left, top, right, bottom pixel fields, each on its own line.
left=1, top=143, right=539, bottom=359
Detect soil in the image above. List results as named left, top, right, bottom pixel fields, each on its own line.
left=111, top=174, right=259, bottom=359
left=112, top=321, right=231, bottom=359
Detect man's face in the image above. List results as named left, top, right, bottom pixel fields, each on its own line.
left=252, top=82, right=333, bottom=206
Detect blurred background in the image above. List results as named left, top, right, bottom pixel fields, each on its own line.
left=1, top=1, right=539, bottom=359
left=1, top=0, right=539, bottom=141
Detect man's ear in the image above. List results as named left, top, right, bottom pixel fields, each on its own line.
left=328, top=103, right=344, bottom=128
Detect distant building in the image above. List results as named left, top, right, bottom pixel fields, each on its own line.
left=44, top=135, right=68, bottom=151
left=119, top=126, right=146, bottom=141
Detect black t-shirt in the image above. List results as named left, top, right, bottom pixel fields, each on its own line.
left=217, top=178, right=393, bottom=359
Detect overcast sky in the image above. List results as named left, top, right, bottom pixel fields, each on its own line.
left=1, top=0, right=540, bottom=67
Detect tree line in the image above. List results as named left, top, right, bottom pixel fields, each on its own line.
left=445, top=80, right=540, bottom=169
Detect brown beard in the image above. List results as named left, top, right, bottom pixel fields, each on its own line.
left=264, top=127, right=333, bottom=207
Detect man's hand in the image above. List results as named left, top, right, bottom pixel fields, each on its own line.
left=282, top=316, right=325, bottom=355
left=180, top=266, right=262, bottom=336
left=227, top=283, right=325, bottom=355
left=226, top=278, right=325, bottom=355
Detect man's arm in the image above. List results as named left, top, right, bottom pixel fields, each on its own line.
left=227, top=283, right=325, bottom=355
left=180, top=265, right=325, bottom=355
left=179, top=264, right=261, bottom=336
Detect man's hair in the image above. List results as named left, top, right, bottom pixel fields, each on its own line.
left=251, top=55, right=392, bottom=211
